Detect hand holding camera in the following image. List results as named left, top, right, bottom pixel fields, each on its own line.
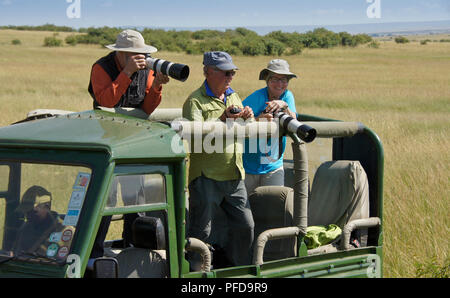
left=122, top=54, right=147, bottom=77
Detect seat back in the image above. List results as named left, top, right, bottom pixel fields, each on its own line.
left=115, top=216, right=168, bottom=278
left=249, top=186, right=296, bottom=261
left=308, top=160, right=370, bottom=245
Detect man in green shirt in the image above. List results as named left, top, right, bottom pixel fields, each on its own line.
left=182, top=51, right=255, bottom=268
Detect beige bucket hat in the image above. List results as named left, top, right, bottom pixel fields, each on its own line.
left=259, top=59, right=298, bottom=80
left=105, top=29, right=157, bottom=54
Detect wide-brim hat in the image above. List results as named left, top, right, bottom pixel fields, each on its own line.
left=105, top=29, right=157, bottom=54
left=259, top=59, right=297, bottom=80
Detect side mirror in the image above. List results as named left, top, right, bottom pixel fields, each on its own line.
left=93, top=257, right=118, bottom=278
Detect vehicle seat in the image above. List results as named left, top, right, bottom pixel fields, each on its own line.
left=308, top=160, right=370, bottom=246
left=115, top=216, right=168, bottom=278
left=249, top=186, right=296, bottom=261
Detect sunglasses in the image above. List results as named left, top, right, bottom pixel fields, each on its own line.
left=212, top=67, right=236, bottom=77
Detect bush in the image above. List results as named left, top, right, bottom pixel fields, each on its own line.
left=65, top=35, right=78, bottom=46
left=43, top=36, right=63, bottom=47
left=263, top=38, right=285, bottom=55
left=367, top=40, right=380, bottom=48
left=11, top=39, right=21, bottom=45
left=395, top=36, right=409, bottom=44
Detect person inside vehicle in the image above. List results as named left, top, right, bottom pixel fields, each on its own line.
left=14, top=185, right=64, bottom=256
left=182, top=51, right=255, bottom=269
left=242, top=59, right=298, bottom=195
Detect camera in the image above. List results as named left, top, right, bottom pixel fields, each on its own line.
left=145, top=55, right=190, bottom=82
left=229, top=107, right=242, bottom=114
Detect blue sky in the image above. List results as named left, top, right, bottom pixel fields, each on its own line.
left=0, top=0, right=449, bottom=29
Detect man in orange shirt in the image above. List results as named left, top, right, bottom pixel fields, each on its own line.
left=87, top=30, right=170, bottom=265
left=88, top=29, right=169, bottom=115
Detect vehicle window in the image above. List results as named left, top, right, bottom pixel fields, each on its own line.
left=0, top=161, right=92, bottom=265
left=0, top=199, right=5, bottom=250
left=106, top=174, right=166, bottom=209
left=0, top=165, right=9, bottom=192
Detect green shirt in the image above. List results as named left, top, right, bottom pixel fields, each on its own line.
left=182, top=82, right=245, bottom=183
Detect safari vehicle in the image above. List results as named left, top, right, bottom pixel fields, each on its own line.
left=0, top=107, right=383, bottom=278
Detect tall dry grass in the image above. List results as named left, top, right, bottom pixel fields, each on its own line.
left=0, top=29, right=449, bottom=277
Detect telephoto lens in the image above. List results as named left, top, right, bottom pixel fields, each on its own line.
left=145, top=56, right=190, bottom=82
left=275, top=112, right=316, bottom=143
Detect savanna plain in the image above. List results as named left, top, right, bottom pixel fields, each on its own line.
left=0, top=29, right=449, bottom=277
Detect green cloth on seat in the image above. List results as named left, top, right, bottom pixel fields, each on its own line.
left=304, top=224, right=342, bottom=249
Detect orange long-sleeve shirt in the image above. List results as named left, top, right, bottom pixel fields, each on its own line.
left=90, top=55, right=162, bottom=115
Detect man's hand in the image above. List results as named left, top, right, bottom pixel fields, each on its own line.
left=220, top=105, right=254, bottom=121
left=123, top=54, right=147, bottom=77
left=152, top=72, right=170, bottom=90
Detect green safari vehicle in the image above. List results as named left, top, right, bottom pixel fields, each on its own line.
left=0, top=107, right=383, bottom=278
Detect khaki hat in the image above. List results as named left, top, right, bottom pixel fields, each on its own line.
left=105, top=29, right=157, bottom=54
left=259, top=59, right=298, bottom=80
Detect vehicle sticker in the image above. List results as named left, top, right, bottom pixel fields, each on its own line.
left=63, top=209, right=80, bottom=226
left=57, top=246, right=69, bottom=259
left=68, top=190, right=85, bottom=209
left=46, top=243, right=59, bottom=257
left=49, top=232, right=62, bottom=243
left=73, top=172, right=90, bottom=190
left=61, top=229, right=73, bottom=242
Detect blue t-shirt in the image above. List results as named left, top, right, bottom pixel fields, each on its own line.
left=242, top=87, right=297, bottom=174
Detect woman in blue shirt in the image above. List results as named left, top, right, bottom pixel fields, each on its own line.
left=242, top=59, right=298, bottom=195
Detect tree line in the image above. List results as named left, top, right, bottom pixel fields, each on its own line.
left=3, top=24, right=373, bottom=56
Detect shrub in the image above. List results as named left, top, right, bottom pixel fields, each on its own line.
left=43, top=36, right=63, bottom=47
left=11, top=39, right=21, bottom=45
left=263, top=38, right=285, bottom=55
left=395, top=36, right=409, bottom=44
left=241, top=39, right=266, bottom=56
left=65, top=35, right=78, bottom=46
left=367, top=40, right=380, bottom=48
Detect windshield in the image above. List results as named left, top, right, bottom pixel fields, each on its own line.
left=0, top=161, right=91, bottom=264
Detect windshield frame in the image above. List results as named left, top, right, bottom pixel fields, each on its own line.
left=0, top=146, right=110, bottom=275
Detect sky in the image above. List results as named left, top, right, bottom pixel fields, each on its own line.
left=0, top=0, right=449, bottom=29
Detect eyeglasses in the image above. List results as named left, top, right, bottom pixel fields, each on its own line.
left=269, top=77, right=289, bottom=84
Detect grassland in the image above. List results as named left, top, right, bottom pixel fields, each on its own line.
left=0, top=29, right=449, bottom=277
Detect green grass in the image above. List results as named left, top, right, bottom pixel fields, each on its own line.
left=0, top=29, right=449, bottom=277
